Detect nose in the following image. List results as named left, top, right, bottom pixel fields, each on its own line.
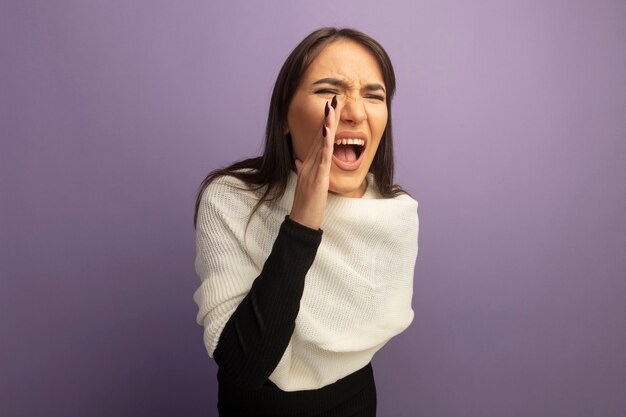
left=339, top=94, right=367, bottom=126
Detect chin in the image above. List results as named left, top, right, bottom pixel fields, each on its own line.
left=328, top=172, right=368, bottom=198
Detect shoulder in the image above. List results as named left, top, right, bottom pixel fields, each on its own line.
left=393, top=191, right=418, bottom=209
left=201, top=167, right=265, bottom=200
left=368, top=174, right=419, bottom=209
left=198, top=171, right=262, bottom=223
left=202, top=171, right=254, bottom=197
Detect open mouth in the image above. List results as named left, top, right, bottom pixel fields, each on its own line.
left=333, top=138, right=365, bottom=163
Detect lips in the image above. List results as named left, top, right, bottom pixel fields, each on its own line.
left=332, top=131, right=368, bottom=171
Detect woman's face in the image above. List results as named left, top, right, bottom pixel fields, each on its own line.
left=286, top=40, right=388, bottom=198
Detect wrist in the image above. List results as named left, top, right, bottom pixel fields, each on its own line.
left=287, top=212, right=320, bottom=230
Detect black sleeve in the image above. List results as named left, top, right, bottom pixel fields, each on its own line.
left=213, top=215, right=323, bottom=390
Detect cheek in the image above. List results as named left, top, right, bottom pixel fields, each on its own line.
left=368, top=106, right=388, bottom=136
left=288, top=100, right=324, bottom=156
left=364, top=107, right=387, bottom=159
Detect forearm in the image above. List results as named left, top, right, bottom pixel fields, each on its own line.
left=213, top=216, right=322, bottom=390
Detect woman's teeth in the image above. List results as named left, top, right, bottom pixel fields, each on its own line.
left=334, top=138, right=365, bottom=146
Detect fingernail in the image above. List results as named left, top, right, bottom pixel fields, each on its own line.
left=322, top=125, right=327, bottom=138
left=324, top=101, right=329, bottom=118
left=331, top=95, right=337, bottom=109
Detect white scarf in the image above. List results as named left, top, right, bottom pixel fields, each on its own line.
left=194, top=170, right=419, bottom=391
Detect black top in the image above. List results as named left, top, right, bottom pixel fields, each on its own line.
left=212, top=216, right=377, bottom=416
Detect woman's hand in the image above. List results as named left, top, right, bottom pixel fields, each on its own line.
left=289, top=95, right=339, bottom=230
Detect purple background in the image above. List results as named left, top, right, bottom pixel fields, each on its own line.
left=2, top=1, right=625, bottom=416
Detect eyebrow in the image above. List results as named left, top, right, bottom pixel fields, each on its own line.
left=312, top=77, right=386, bottom=93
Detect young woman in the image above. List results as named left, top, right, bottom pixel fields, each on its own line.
left=193, top=27, right=419, bottom=417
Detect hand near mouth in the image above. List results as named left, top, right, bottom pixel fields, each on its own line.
left=290, top=95, right=340, bottom=230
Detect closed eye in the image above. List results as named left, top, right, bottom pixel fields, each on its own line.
left=366, top=94, right=385, bottom=101
left=314, top=89, right=386, bottom=102
left=314, top=89, right=338, bottom=95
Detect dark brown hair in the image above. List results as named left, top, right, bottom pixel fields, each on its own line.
left=193, top=27, right=406, bottom=228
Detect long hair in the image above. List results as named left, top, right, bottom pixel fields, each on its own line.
left=193, top=27, right=405, bottom=228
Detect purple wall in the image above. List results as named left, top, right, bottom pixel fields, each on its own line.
left=2, top=1, right=625, bottom=416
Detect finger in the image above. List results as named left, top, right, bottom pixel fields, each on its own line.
left=300, top=121, right=324, bottom=165
left=330, top=95, right=343, bottom=131
left=320, top=98, right=339, bottom=163
left=322, top=101, right=330, bottom=144
left=305, top=128, right=323, bottom=166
